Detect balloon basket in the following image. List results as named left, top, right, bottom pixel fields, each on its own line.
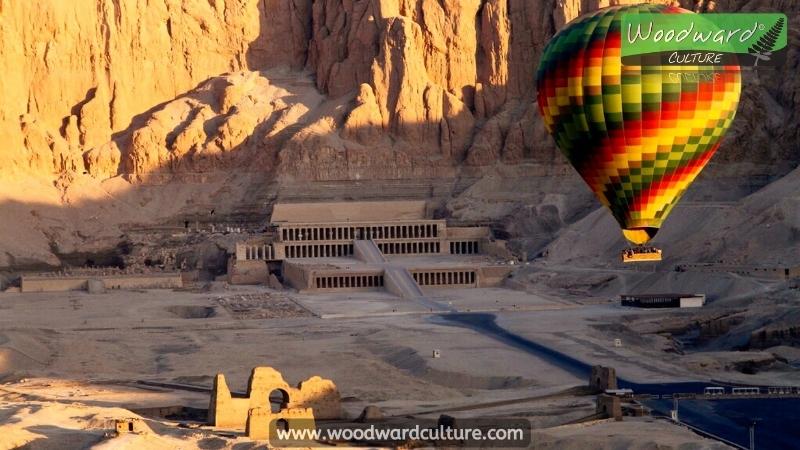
left=622, top=247, right=663, bottom=263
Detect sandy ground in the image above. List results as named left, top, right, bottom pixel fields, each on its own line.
left=0, top=281, right=763, bottom=448
left=0, top=285, right=584, bottom=410
left=0, top=384, right=731, bottom=449
left=534, top=417, right=733, bottom=449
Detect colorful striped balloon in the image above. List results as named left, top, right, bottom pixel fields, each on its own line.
left=536, top=4, right=741, bottom=245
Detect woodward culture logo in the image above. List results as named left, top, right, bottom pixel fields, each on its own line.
left=268, top=418, right=532, bottom=448
left=622, top=13, right=788, bottom=68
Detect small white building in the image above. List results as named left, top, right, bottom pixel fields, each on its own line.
left=621, top=293, right=706, bottom=309
left=678, top=295, right=706, bottom=308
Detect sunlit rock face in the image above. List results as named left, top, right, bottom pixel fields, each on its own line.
left=0, top=0, right=797, bottom=268
left=1, top=0, right=796, bottom=184
left=0, top=0, right=316, bottom=178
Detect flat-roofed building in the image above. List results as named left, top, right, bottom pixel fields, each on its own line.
left=229, top=201, right=513, bottom=295
left=621, top=293, right=706, bottom=308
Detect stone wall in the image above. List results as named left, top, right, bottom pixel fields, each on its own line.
left=272, top=201, right=427, bottom=223
left=589, top=366, right=618, bottom=392
left=477, top=266, right=514, bottom=287
left=208, top=366, right=342, bottom=429
left=246, top=406, right=315, bottom=441
left=282, top=261, right=313, bottom=291
left=677, top=264, right=800, bottom=280
left=228, top=260, right=270, bottom=285
left=20, top=273, right=183, bottom=293
left=596, top=394, right=623, bottom=421
left=446, top=226, right=491, bottom=239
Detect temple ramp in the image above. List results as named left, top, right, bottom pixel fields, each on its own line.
left=383, top=267, right=424, bottom=299
left=353, top=240, right=387, bottom=264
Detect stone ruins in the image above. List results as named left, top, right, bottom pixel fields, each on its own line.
left=590, top=365, right=618, bottom=392
left=20, top=267, right=183, bottom=293
left=208, top=366, right=341, bottom=441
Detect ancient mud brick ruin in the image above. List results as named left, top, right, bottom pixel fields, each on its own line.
left=245, top=405, right=315, bottom=441
left=596, top=394, right=623, bottom=421
left=113, top=418, right=150, bottom=435
left=208, top=366, right=341, bottom=432
left=590, top=365, right=618, bottom=392
left=20, top=268, right=183, bottom=293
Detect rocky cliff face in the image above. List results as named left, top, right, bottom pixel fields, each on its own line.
left=3, top=0, right=797, bottom=186
left=0, top=0, right=798, bottom=268
left=0, top=0, right=309, bottom=179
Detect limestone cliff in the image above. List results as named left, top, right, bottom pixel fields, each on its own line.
left=2, top=0, right=797, bottom=186
left=0, top=0, right=310, bottom=179
left=0, top=0, right=798, bottom=268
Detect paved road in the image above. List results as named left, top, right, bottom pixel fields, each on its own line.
left=436, top=312, right=800, bottom=450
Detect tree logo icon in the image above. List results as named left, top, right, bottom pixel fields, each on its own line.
left=749, top=17, right=785, bottom=67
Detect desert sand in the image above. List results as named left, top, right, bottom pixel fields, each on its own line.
left=0, top=282, right=744, bottom=449
left=0, top=0, right=798, bottom=448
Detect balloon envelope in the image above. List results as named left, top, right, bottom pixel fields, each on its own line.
left=536, top=4, right=741, bottom=245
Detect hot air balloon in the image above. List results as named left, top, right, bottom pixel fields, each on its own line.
left=536, top=4, right=741, bottom=262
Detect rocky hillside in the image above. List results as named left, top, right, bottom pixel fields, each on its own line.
left=2, top=0, right=798, bottom=184
left=0, top=0, right=798, bottom=267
